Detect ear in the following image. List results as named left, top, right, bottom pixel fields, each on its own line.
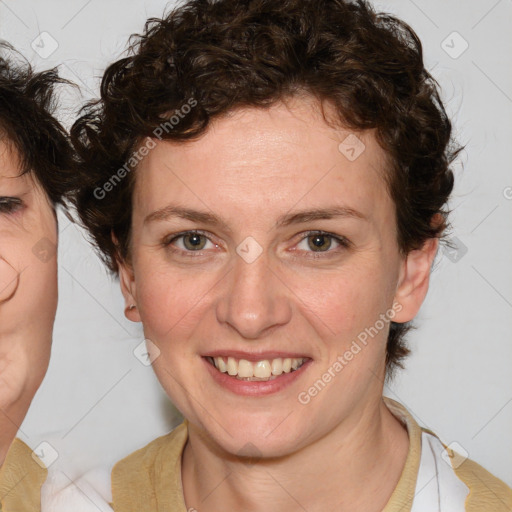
left=112, top=231, right=141, bottom=322
left=392, top=235, right=439, bottom=323
left=118, top=258, right=141, bottom=322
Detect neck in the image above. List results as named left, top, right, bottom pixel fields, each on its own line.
left=182, top=398, right=409, bottom=512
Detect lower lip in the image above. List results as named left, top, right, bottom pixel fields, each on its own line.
left=203, top=357, right=311, bottom=397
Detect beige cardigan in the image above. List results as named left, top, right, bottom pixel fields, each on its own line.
left=1, top=398, right=511, bottom=511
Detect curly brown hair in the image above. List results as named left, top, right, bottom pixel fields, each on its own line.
left=71, top=0, right=461, bottom=376
left=0, top=42, right=75, bottom=207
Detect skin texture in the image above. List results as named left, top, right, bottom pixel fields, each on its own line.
left=0, top=140, right=57, bottom=465
left=119, top=95, right=439, bottom=511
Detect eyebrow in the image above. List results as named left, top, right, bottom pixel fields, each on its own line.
left=276, top=206, right=367, bottom=227
left=144, top=204, right=368, bottom=228
left=144, top=206, right=230, bottom=229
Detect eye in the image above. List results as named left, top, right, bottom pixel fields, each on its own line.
left=165, top=230, right=218, bottom=254
left=0, top=197, right=23, bottom=215
left=295, top=231, right=349, bottom=255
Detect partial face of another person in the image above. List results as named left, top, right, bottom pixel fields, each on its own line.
left=120, top=95, right=436, bottom=458
left=0, top=140, right=57, bottom=408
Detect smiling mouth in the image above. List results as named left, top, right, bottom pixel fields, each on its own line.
left=205, top=356, right=308, bottom=381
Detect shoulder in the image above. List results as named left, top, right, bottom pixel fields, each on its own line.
left=383, top=398, right=512, bottom=512
left=420, top=429, right=512, bottom=512
left=451, top=450, right=512, bottom=511
left=112, top=422, right=188, bottom=478
left=111, top=422, right=188, bottom=510
left=0, top=438, right=47, bottom=511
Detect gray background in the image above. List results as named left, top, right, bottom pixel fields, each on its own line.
left=0, top=0, right=511, bottom=488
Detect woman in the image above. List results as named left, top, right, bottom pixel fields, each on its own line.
left=71, top=0, right=512, bottom=510
left=0, top=44, right=74, bottom=510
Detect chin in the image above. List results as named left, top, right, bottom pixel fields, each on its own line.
left=199, top=412, right=307, bottom=461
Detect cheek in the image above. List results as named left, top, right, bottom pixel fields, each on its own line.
left=291, top=263, right=392, bottom=341
left=0, top=217, right=58, bottom=323
left=135, top=263, right=215, bottom=342
left=23, top=212, right=59, bottom=309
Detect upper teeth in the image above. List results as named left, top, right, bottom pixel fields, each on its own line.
left=212, top=356, right=306, bottom=379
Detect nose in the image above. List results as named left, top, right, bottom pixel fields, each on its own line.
left=215, top=248, right=292, bottom=339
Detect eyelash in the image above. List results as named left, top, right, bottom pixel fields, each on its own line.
left=163, top=229, right=350, bottom=259
left=0, top=197, right=23, bottom=215
left=294, top=230, right=350, bottom=259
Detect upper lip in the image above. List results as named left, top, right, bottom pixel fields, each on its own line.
left=203, top=350, right=311, bottom=362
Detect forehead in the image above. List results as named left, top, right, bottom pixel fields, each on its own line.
left=0, top=139, right=23, bottom=178
left=0, top=139, right=45, bottom=199
left=133, top=96, right=393, bottom=227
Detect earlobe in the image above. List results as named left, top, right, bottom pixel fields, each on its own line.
left=119, top=261, right=141, bottom=322
left=392, top=236, right=439, bottom=323
left=112, top=230, right=141, bottom=322
left=117, top=253, right=141, bottom=322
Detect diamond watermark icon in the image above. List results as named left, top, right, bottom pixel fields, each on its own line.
left=237, top=442, right=263, bottom=467
left=32, top=237, right=57, bottom=263
left=31, top=32, right=59, bottom=59
left=133, top=338, right=161, bottom=366
left=32, top=441, right=59, bottom=469
left=338, top=134, right=365, bottom=161
left=236, top=236, right=263, bottom=264
left=441, top=31, right=469, bottom=59
left=443, top=236, right=468, bottom=263
left=441, top=441, right=469, bottom=469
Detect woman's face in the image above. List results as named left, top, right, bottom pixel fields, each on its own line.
left=0, top=140, right=57, bottom=405
left=120, top=96, right=436, bottom=458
